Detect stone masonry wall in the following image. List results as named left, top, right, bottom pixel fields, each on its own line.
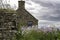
left=0, top=12, right=17, bottom=40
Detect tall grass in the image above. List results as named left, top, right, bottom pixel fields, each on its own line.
left=15, top=29, right=60, bottom=40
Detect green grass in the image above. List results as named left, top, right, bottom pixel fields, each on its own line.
left=15, top=29, right=60, bottom=40
left=0, top=8, right=16, bottom=13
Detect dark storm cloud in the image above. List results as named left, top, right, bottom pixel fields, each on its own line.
left=31, top=0, right=60, bottom=21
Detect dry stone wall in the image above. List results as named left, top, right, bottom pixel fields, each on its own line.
left=0, top=12, right=17, bottom=40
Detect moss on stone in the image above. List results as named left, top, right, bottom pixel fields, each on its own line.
left=0, top=8, right=16, bottom=13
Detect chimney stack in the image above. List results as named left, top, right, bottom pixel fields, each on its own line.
left=18, top=0, right=25, bottom=9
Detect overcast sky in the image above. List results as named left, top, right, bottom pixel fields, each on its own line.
left=6, top=0, right=60, bottom=27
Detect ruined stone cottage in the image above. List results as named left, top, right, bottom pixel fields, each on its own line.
left=16, top=0, right=38, bottom=27
left=0, top=0, right=38, bottom=40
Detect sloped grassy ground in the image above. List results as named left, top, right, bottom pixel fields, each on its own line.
left=15, top=29, right=60, bottom=40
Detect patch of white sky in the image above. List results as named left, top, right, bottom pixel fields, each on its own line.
left=5, top=0, right=18, bottom=9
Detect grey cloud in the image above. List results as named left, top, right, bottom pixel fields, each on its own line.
left=32, top=0, right=60, bottom=9
left=25, top=0, right=60, bottom=22
left=39, top=15, right=60, bottom=21
left=30, top=0, right=60, bottom=21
